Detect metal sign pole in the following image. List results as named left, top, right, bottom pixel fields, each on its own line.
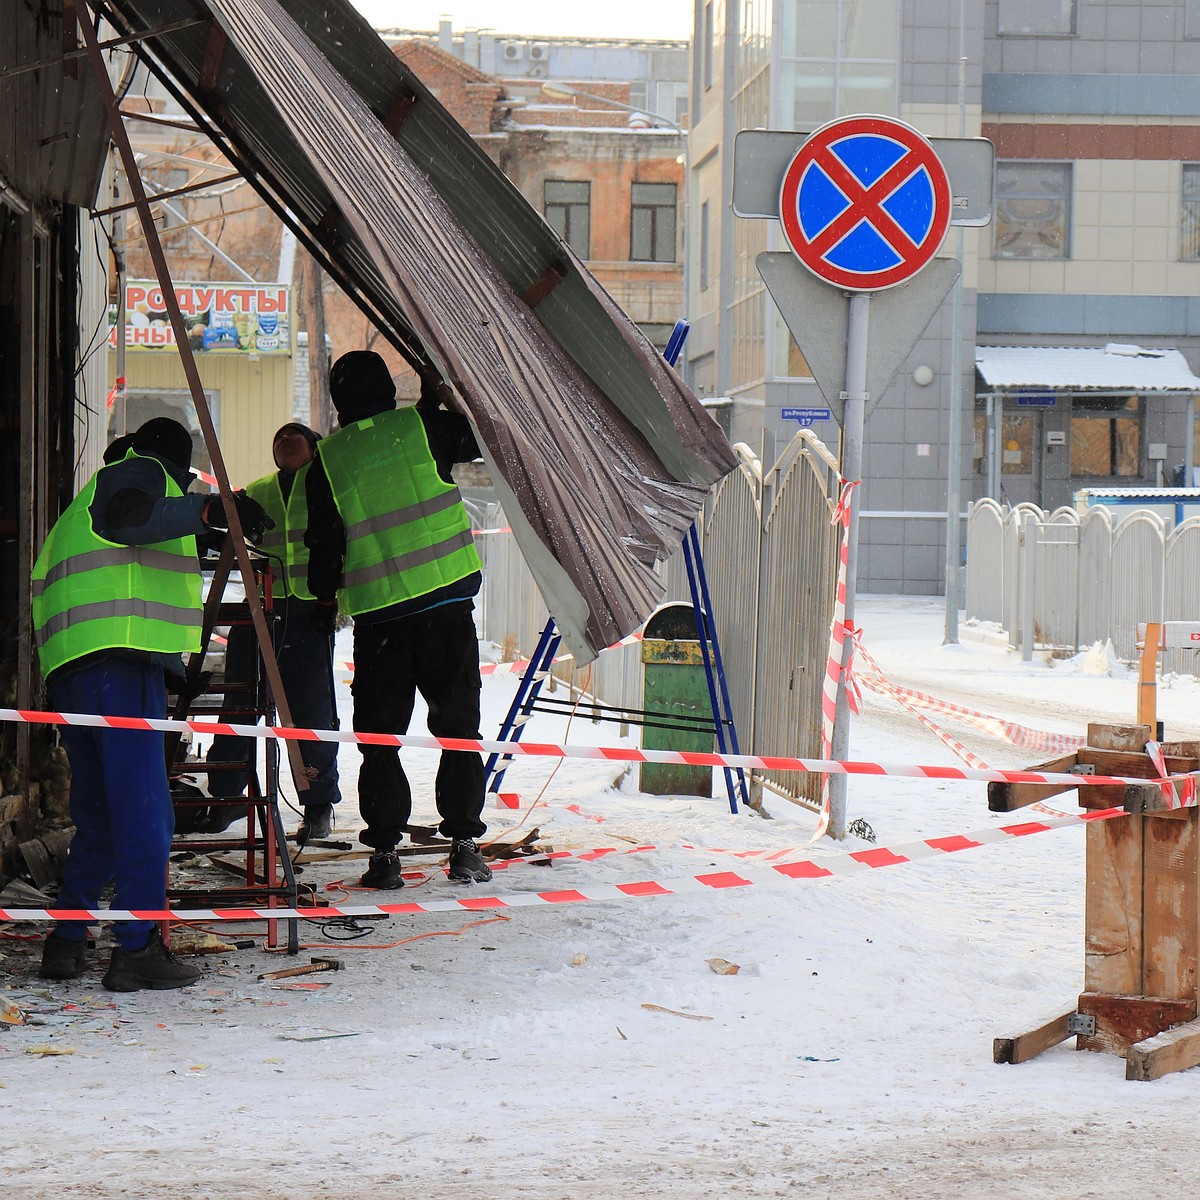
left=827, top=291, right=870, bottom=839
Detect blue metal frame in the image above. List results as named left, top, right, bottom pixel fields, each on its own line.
left=485, top=621, right=561, bottom=795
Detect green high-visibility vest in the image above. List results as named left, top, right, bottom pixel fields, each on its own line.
left=317, top=406, right=481, bottom=617
left=246, top=463, right=316, bottom=601
left=32, top=449, right=203, bottom=678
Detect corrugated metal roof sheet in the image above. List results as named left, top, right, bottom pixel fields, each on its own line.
left=0, top=3, right=110, bottom=208
left=976, top=344, right=1200, bottom=391
left=103, top=0, right=737, bottom=662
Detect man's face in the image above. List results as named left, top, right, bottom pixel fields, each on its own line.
left=273, top=428, right=314, bottom=473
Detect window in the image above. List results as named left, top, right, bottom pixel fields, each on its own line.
left=699, top=200, right=710, bottom=290
left=1182, top=165, right=1200, bottom=260
left=994, top=161, right=1071, bottom=260
left=997, top=0, right=1075, bottom=36
left=544, top=180, right=591, bottom=259
left=1189, top=1, right=1200, bottom=39
left=1070, top=395, right=1142, bottom=478
left=778, top=0, right=897, bottom=128
left=631, top=182, right=677, bottom=263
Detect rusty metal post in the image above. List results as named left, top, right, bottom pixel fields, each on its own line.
left=76, top=3, right=308, bottom=792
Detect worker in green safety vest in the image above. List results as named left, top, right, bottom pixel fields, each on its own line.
left=304, top=350, right=492, bottom=890
left=31, top=417, right=269, bottom=991
left=204, top=423, right=342, bottom=838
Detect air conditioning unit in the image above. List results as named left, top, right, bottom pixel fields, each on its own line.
left=528, top=43, right=549, bottom=61
left=502, top=41, right=525, bottom=62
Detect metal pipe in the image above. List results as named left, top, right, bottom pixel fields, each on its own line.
left=827, top=291, right=870, bottom=839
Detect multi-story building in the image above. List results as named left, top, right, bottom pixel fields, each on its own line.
left=692, top=1, right=1200, bottom=594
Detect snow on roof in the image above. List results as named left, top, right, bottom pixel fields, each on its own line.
left=975, top=343, right=1200, bottom=391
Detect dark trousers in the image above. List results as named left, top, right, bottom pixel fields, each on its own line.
left=207, top=596, right=341, bottom=810
left=353, top=600, right=485, bottom=848
left=51, top=658, right=173, bottom=951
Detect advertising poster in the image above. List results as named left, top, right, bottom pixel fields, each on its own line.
left=107, top=281, right=291, bottom=354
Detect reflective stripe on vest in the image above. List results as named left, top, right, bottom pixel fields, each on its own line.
left=317, top=407, right=481, bottom=616
left=32, top=449, right=202, bottom=677
left=245, top=464, right=316, bottom=601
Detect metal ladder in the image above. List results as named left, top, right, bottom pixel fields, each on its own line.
left=485, top=320, right=749, bottom=814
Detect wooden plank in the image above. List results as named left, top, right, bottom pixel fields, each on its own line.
left=1142, top=809, right=1199, bottom=999
left=993, top=1011, right=1074, bottom=1064
left=987, top=753, right=1079, bottom=812
left=1078, top=748, right=1194, bottom=779
left=1087, top=724, right=1152, bottom=752
left=1127, top=1016, right=1200, bottom=1080
left=1077, top=992, right=1195, bottom=1056
left=1084, top=817, right=1144, bottom=995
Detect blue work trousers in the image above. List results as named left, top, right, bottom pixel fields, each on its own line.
left=50, top=658, right=173, bottom=951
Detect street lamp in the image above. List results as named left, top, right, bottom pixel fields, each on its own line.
left=539, top=83, right=691, bottom=372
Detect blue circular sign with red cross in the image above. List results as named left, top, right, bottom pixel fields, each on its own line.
left=779, top=114, right=951, bottom=292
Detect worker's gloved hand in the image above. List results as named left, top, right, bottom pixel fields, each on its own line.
left=200, top=492, right=274, bottom=545
left=232, top=491, right=273, bottom=545
left=310, top=599, right=338, bottom=638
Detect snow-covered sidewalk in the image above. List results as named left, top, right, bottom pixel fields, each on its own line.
left=3, top=595, right=1200, bottom=1198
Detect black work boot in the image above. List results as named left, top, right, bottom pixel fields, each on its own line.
left=448, top=838, right=492, bottom=883
left=360, top=849, right=404, bottom=889
left=40, top=933, right=87, bottom=980
left=102, top=929, right=202, bottom=992
left=296, top=803, right=334, bottom=841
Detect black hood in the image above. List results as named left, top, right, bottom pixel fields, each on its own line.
left=329, top=350, right=397, bottom=425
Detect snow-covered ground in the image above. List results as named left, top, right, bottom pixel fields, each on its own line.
left=4, top=595, right=1200, bottom=1198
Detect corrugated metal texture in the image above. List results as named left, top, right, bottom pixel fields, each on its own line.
left=1077, top=507, right=1113, bottom=648
left=754, top=437, right=838, bottom=809
left=103, top=0, right=736, bottom=662
left=121, top=352, right=293, bottom=485
left=976, top=344, right=1200, bottom=391
left=1034, top=509, right=1080, bottom=651
left=699, top=454, right=760, bottom=744
left=0, top=3, right=110, bottom=208
left=964, top=499, right=1004, bottom=625
left=1163, top=519, right=1200, bottom=676
left=1109, top=513, right=1166, bottom=661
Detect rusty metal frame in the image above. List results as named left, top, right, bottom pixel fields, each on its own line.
left=96, top=2, right=432, bottom=375
left=76, top=1, right=309, bottom=794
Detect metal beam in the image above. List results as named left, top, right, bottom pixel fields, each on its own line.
left=77, top=0, right=310, bottom=794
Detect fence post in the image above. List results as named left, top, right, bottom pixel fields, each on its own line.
left=1022, top=518, right=1037, bottom=662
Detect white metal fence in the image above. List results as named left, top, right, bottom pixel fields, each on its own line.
left=466, top=429, right=842, bottom=810
left=965, top=500, right=1200, bottom=674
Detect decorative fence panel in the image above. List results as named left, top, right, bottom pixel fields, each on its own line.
left=966, top=500, right=1200, bottom=676
left=468, top=430, right=841, bottom=812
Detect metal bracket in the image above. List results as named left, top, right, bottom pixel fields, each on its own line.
left=1066, top=1012, right=1096, bottom=1037
left=1069, top=764, right=1095, bottom=776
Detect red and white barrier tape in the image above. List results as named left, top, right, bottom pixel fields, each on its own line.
left=856, top=648, right=1085, bottom=758
left=2, top=706, right=1193, bottom=791
left=0, top=805, right=1128, bottom=923
left=817, top=479, right=861, bottom=839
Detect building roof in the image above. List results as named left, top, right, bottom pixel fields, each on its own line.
left=975, top=344, right=1200, bottom=391
left=102, top=0, right=736, bottom=664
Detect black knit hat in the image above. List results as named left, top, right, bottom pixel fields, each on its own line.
left=328, top=350, right=397, bottom=425
left=271, top=422, right=321, bottom=467
left=132, top=417, right=194, bottom=470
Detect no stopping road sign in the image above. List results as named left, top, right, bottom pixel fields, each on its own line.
left=779, top=114, right=951, bottom=292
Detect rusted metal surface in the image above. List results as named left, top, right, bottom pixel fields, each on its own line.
left=0, top=2, right=109, bottom=208
left=101, top=0, right=737, bottom=660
